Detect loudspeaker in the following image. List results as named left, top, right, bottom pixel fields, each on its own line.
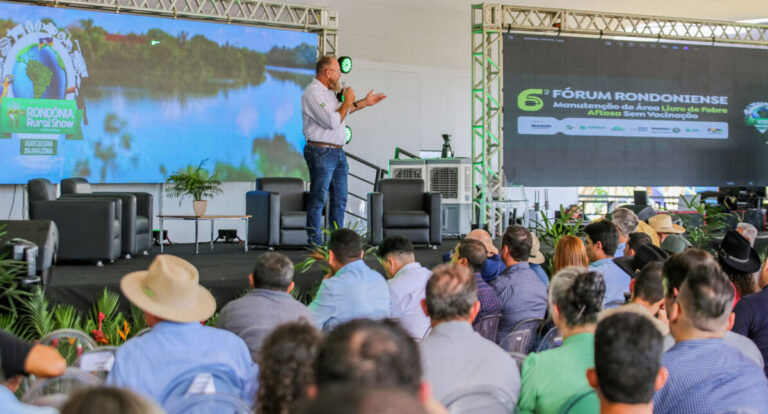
left=634, top=190, right=649, bottom=206
left=620, top=204, right=657, bottom=222
left=0, top=220, right=58, bottom=285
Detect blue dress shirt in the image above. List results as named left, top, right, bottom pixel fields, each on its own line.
left=482, top=254, right=506, bottom=283
left=733, top=288, right=768, bottom=376
left=653, top=338, right=768, bottom=414
left=529, top=263, right=550, bottom=287
left=491, top=262, right=548, bottom=343
left=0, top=386, right=57, bottom=414
left=589, top=258, right=631, bottom=307
left=614, top=242, right=625, bottom=258
left=388, top=262, right=432, bottom=339
left=106, top=321, right=258, bottom=404
left=309, top=259, right=391, bottom=330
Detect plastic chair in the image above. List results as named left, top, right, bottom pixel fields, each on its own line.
left=38, top=329, right=97, bottom=366
left=158, top=363, right=254, bottom=409
left=22, top=368, right=102, bottom=408
left=442, top=384, right=518, bottom=414
left=508, top=351, right=527, bottom=373
left=74, top=346, right=118, bottom=380
left=536, top=327, right=563, bottom=352
left=165, top=393, right=253, bottom=414
left=499, top=329, right=535, bottom=354
left=472, top=312, right=501, bottom=342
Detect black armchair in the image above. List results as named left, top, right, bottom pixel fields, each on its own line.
left=245, top=177, right=312, bottom=248
left=60, top=177, right=153, bottom=257
left=27, top=179, right=121, bottom=264
left=367, top=178, right=441, bottom=246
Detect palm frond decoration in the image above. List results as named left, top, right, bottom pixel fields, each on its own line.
left=204, top=312, right=219, bottom=327
left=87, top=288, right=125, bottom=345
left=0, top=312, right=31, bottom=340
left=128, top=303, right=147, bottom=336
left=165, top=160, right=223, bottom=204
left=53, top=304, right=83, bottom=331
left=0, top=258, right=31, bottom=316
left=21, top=287, right=55, bottom=340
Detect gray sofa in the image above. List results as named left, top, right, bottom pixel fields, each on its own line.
left=367, top=178, right=442, bottom=246
left=27, top=178, right=121, bottom=264
left=246, top=177, right=313, bottom=248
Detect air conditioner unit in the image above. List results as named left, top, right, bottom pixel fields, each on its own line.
left=427, top=158, right=472, bottom=237
left=426, top=158, right=472, bottom=204
left=389, top=159, right=426, bottom=180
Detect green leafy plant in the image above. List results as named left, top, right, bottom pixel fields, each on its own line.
left=0, top=312, right=31, bottom=340
left=21, top=287, right=55, bottom=340
left=530, top=206, right=586, bottom=274
left=295, top=222, right=373, bottom=274
left=129, top=304, right=147, bottom=335
left=85, top=288, right=126, bottom=346
left=674, top=198, right=735, bottom=251
left=0, top=225, right=33, bottom=316
left=53, top=304, right=83, bottom=331
left=165, top=159, right=223, bottom=203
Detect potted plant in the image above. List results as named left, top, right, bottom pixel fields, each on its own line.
left=165, top=160, right=223, bottom=216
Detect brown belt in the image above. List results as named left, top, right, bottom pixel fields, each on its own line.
left=307, top=141, right=342, bottom=149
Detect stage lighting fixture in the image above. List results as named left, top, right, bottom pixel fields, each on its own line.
left=338, top=56, right=353, bottom=74
left=345, top=126, right=353, bottom=144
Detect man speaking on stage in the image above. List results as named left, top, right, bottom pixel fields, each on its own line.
left=302, top=55, right=386, bottom=246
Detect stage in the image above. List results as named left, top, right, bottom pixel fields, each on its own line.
left=45, top=241, right=460, bottom=314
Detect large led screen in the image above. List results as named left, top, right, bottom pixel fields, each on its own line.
left=0, top=1, right=316, bottom=183
left=503, top=35, right=768, bottom=186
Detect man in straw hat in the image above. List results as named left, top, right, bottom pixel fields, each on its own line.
left=106, top=255, right=258, bottom=404
left=647, top=214, right=685, bottom=244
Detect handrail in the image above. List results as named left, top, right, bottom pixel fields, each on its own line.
left=344, top=151, right=388, bottom=224
left=394, top=147, right=420, bottom=160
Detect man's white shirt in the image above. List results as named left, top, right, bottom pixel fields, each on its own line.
left=302, top=78, right=347, bottom=145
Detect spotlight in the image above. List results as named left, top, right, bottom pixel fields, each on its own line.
left=338, top=56, right=353, bottom=74
left=345, top=126, right=353, bottom=144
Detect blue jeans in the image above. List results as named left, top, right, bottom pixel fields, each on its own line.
left=304, top=145, right=348, bottom=246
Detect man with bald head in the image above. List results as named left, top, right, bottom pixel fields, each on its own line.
left=445, top=229, right=506, bottom=283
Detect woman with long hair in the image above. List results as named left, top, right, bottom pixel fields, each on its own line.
left=553, top=235, right=590, bottom=274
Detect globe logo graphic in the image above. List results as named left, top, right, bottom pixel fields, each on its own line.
left=11, top=39, right=66, bottom=100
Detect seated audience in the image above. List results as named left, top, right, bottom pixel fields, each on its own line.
left=717, top=230, right=760, bottom=302
left=585, top=220, right=631, bottom=307
left=0, top=330, right=65, bottom=414
left=420, top=263, right=519, bottom=403
left=614, top=243, right=668, bottom=278
left=61, top=386, right=163, bottom=414
left=588, top=313, right=667, bottom=414
left=444, top=229, right=506, bottom=283
left=299, top=386, right=428, bottom=414
left=662, top=249, right=764, bottom=367
left=258, top=322, right=320, bottom=414
left=648, top=214, right=685, bottom=244
left=653, top=265, right=768, bottom=413
left=660, top=234, right=691, bottom=255
left=611, top=207, right=639, bottom=258
left=312, top=319, right=443, bottom=412
left=733, top=265, right=768, bottom=377
left=453, top=239, right=501, bottom=321
left=217, top=252, right=314, bottom=361
left=736, top=222, right=758, bottom=247
left=491, top=225, right=547, bottom=343
left=378, top=235, right=432, bottom=339
left=517, top=267, right=605, bottom=414
left=553, top=235, right=589, bottom=274
left=106, top=255, right=257, bottom=404
left=623, top=232, right=652, bottom=257
left=528, top=233, right=550, bottom=287
left=309, top=229, right=390, bottom=330
left=600, top=262, right=669, bottom=335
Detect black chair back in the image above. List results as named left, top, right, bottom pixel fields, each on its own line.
left=60, top=177, right=92, bottom=194
left=255, top=177, right=305, bottom=212
left=376, top=178, right=425, bottom=211
left=472, top=312, right=500, bottom=342
left=28, top=178, right=56, bottom=203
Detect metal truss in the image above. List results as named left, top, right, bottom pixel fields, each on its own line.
left=472, top=3, right=768, bottom=235
left=24, top=0, right=338, bottom=55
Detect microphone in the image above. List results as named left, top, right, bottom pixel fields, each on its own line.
left=336, top=82, right=348, bottom=102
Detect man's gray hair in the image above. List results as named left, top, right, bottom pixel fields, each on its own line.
left=252, top=252, right=294, bottom=291
left=316, top=55, right=337, bottom=75
left=736, top=222, right=757, bottom=247
left=612, top=207, right=639, bottom=237
left=425, top=263, right=477, bottom=321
